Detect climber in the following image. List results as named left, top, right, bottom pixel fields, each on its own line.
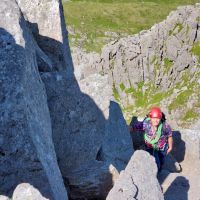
left=129, top=107, right=173, bottom=172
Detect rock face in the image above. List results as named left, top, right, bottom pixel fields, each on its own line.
left=172, top=129, right=200, bottom=166
left=1, top=0, right=134, bottom=199
left=0, top=0, right=67, bottom=199
left=41, top=71, right=133, bottom=199
left=2, top=0, right=199, bottom=199
left=0, top=183, right=48, bottom=200
left=106, top=150, right=164, bottom=200
left=72, top=4, right=200, bottom=129
left=12, top=183, right=48, bottom=200
left=16, top=0, right=73, bottom=73
left=99, top=4, right=199, bottom=91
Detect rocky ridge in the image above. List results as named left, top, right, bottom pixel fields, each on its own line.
left=72, top=4, right=200, bottom=129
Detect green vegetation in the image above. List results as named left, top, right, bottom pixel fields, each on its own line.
left=119, top=82, right=125, bottom=91
left=169, top=23, right=183, bottom=36
left=125, top=87, right=135, bottom=94
left=63, top=0, right=199, bottom=52
left=182, top=110, right=198, bottom=121
left=191, top=42, right=200, bottom=61
left=117, top=81, right=170, bottom=121
left=113, top=84, right=120, bottom=101
left=168, top=89, right=193, bottom=111
left=163, top=57, right=173, bottom=74
left=168, top=71, right=200, bottom=113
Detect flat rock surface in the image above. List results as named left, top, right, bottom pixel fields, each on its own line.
left=158, top=162, right=200, bottom=200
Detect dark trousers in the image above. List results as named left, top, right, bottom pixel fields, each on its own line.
left=145, top=147, right=166, bottom=171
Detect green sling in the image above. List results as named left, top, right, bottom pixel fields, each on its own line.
left=144, top=118, right=163, bottom=150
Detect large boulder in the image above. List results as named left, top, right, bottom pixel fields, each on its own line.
left=0, top=0, right=67, bottom=199
left=41, top=72, right=134, bottom=199
left=66, top=161, right=120, bottom=199
left=106, top=150, right=164, bottom=200
left=16, top=0, right=73, bottom=73
left=12, top=183, right=48, bottom=200
left=172, top=129, right=200, bottom=166
left=0, top=196, right=9, bottom=200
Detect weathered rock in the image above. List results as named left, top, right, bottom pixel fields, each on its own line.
left=106, top=150, right=164, bottom=200
left=72, top=47, right=102, bottom=80
left=12, top=183, right=48, bottom=200
left=0, top=0, right=67, bottom=199
left=16, top=0, right=73, bottom=73
left=41, top=72, right=133, bottom=198
left=71, top=4, right=200, bottom=128
left=173, top=129, right=200, bottom=166
left=0, top=196, right=9, bottom=200
left=106, top=171, right=137, bottom=200
left=67, top=161, right=119, bottom=199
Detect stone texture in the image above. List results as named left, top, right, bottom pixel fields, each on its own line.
left=71, top=4, right=200, bottom=128
left=12, top=183, right=48, bottom=200
left=16, top=0, right=73, bottom=73
left=41, top=71, right=133, bottom=198
left=67, top=161, right=119, bottom=199
left=0, top=196, right=9, bottom=200
left=0, top=0, right=67, bottom=199
left=173, top=129, right=200, bottom=166
left=106, top=150, right=164, bottom=200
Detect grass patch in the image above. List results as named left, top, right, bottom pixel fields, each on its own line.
left=163, top=57, right=173, bottom=74
left=168, top=89, right=193, bottom=111
left=149, top=91, right=168, bottom=105
left=63, top=0, right=199, bottom=52
left=113, top=84, right=120, bottom=101
left=125, top=87, right=135, bottom=94
left=182, top=110, right=198, bottom=121
left=191, top=42, right=200, bottom=61
left=169, top=23, right=183, bottom=36
left=119, top=82, right=125, bottom=91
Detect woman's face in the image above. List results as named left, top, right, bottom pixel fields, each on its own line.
left=150, top=117, right=161, bottom=127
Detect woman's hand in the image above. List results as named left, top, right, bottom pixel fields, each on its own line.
left=167, top=147, right=172, bottom=155
left=167, top=136, right=173, bottom=154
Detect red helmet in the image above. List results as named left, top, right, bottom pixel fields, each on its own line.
left=149, top=107, right=162, bottom=119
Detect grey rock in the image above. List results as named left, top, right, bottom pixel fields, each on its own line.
left=0, top=196, right=9, bottom=200
left=12, top=183, right=48, bottom=200
left=107, top=150, right=164, bottom=200
left=67, top=161, right=119, bottom=199
left=166, top=36, right=181, bottom=60
left=72, top=47, right=101, bottom=80
left=41, top=72, right=133, bottom=198
left=106, top=171, right=137, bottom=200
left=175, top=51, right=193, bottom=72
left=16, top=0, right=73, bottom=73
left=0, top=0, right=67, bottom=199
left=174, top=129, right=200, bottom=165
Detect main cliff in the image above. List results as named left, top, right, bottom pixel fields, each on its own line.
left=0, top=1, right=200, bottom=200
